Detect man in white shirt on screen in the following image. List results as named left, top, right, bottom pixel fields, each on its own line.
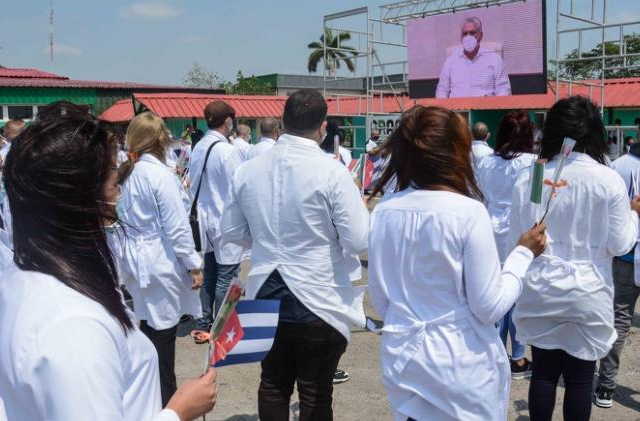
left=435, top=17, right=511, bottom=98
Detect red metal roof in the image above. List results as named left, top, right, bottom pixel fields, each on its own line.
left=327, top=79, right=640, bottom=115
left=99, top=99, right=134, bottom=123
left=0, top=66, right=219, bottom=91
left=0, top=67, right=66, bottom=79
left=99, top=93, right=288, bottom=122
left=100, top=78, right=640, bottom=123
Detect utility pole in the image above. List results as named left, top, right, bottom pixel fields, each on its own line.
left=49, top=0, right=54, bottom=62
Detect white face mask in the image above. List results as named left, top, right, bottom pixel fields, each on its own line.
left=226, top=119, right=234, bottom=132
left=462, top=35, right=478, bottom=53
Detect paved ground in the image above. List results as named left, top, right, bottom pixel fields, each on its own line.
left=175, top=257, right=640, bottom=420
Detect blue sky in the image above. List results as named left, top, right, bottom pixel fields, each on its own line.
left=1, top=1, right=639, bottom=85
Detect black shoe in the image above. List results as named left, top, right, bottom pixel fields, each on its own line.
left=594, top=387, right=614, bottom=408
left=333, top=369, right=350, bottom=384
left=510, top=358, right=532, bottom=380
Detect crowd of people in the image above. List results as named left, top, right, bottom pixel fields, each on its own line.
left=0, top=89, right=638, bottom=421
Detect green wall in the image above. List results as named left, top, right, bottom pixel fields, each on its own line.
left=0, top=87, right=97, bottom=107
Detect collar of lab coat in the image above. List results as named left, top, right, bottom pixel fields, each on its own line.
left=278, top=133, right=322, bottom=150
left=558, top=151, right=599, bottom=166
left=205, top=129, right=230, bottom=143
left=139, top=153, right=167, bottom=167
left=258, top=137, right=276, bottom=145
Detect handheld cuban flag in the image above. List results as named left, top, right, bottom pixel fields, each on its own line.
left=213, top=300, right=280, bottom=367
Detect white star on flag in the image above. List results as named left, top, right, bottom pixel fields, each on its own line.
left=225, top=329, right=236, bottom=343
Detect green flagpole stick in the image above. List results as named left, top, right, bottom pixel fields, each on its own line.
left=530, top=159, right=545, bottom=205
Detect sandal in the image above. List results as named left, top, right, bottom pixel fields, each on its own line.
left=190, top=330, right=210, bottom=344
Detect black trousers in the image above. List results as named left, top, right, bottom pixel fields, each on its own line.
left=140, top=320, right=178, bottom=407
left=529, top=346, right=596, bottom=421
left=258, top=319, right=347, bottom=421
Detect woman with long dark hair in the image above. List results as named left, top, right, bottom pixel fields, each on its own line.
left=117, top=112, right=204, bottom=407
left=509, top=96, right=640, bottom=421
left=368, top=106, right=546, bottom=420
left=0, top=103, right=216, bottom=421
left=475, top=110, right=537, bottom=379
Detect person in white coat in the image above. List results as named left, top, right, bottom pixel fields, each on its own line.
left=188, top=101, right=245, bottom=343
left=0, top=102, right=216, bottom=421
left=595, top=139, right=640, bottom=408
left=221, top=89, right=369, bottom=420
left=231, top=123, right=253, bottom=161
left=509, top=96, right=640, bottom=421
left=475, top=110, right=537, bottom=379
left=470, top=121, right=493, bottom=167
left=248, top=117, right=280, bottom=160
left=367, top=105, right=547, bottom=421
left=117, top=112, right=204, bottom=406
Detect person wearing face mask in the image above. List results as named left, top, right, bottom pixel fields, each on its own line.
left=221, top=89, right=369, bottom=420
left=188, top=101, right=246, bottom=344
left=436, top=17, right=511, bottom=98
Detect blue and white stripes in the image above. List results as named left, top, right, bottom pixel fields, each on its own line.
left=214, top=299, right=280, bottom=367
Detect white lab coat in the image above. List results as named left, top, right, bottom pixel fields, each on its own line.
left=471, top=140, right=494, bottom=168
left=475, top=152, right=536, bottom=262
left=339, top=146, right=353, bottom=165
left=189, top=130, right=245, bottom=264
left=510, top=152, right=639, bottom=360
left=609, top=152, right=640, bottom=285
left=249, top=137, right=276, bottom=159
left=117, top=153, right=203, bottom=330
left=0, top=266, right=179, bottom=421
left=248, top=137, right=276, bottom=160
left=368, top=188, right=534, bottom=421
left=232, top=137, right=253, bottom=162
left=221, top=134, right=369, bottom=340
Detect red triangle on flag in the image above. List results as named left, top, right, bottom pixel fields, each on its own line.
left=210, top=310, right=244, bottom=365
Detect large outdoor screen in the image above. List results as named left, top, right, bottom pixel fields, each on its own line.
left=407, top=0, right=547, bottom=99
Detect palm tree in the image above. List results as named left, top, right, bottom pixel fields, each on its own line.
left=307, top=29, right=357, bottom=76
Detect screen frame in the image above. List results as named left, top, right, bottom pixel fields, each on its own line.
left=407, top=0, right=548, bottom=99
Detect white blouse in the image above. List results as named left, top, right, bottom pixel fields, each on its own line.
left=117, top=153, right=202, bottom=330
left=475, top=152, right=536, bottom=262
left=510, top=152, right=639, bottom=360
left=0, top=266, right=178, bottom=421
left=368, top=188, right=533, bottom=421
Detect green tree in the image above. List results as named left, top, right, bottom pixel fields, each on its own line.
left=307, top=29, right=357, bottom=76
left=182, top=62, right=225, bottom=88
left=559, top=34, right=640, bottom=79
left=225, top=71, right=274, bottom=95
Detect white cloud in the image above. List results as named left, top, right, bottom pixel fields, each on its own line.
left=121, top=2, right=182, bottom=20
left=42, top=43, right=82, bottom=57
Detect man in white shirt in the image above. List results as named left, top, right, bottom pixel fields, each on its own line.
left=436, top=17, right=511, bottom=98
left=470, top=121, right=494, bottom=167
left=248, top=117, right=280, bottom=160
left=595, top=140, right=640, bottom=408
left=221, top=89, right=369, bottom=420
left=188, top=101, right=245, bottom=341
left=231, top=124, right=253, bottom=162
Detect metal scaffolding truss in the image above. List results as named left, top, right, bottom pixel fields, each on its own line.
left=554, top=0, right=640, bottom=113
left=379, top=0, right=525, bottom=24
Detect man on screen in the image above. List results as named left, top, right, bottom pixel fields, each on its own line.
left=435, top=17, right=511, bottom=98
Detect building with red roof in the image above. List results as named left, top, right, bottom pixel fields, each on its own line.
left=0, top=66, right=223, bottom=126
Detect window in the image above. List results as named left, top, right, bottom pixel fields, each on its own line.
left=8, top=105, right=34, bottom=120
